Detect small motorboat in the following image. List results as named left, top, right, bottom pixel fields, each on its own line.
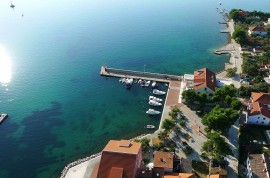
left=152, top=81, right=157, bottom=88
left=144, top=125, right=155, bottom=129
left=146, top=109, right=161, bottom=115
left=145, top=81, right=151, bottom=87
left=153, top=89, right=166, bottom=95
left=138, top=79, right=142, bottom=84
left=140, top=80, right=146, bottom=87
left=119, top=78, right=125, bottom=83
left=125, top=78, right=133, bottom=88
left=149, top=100, right=162, bottom=106
left=149, top=96, right=162, bottom=102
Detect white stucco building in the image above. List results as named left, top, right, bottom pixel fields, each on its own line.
left=248, top=26, right=268, bottom=36
left=246, top=92, right=270, bottom=125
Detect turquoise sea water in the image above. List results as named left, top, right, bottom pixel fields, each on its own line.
left=0, top=0, right=270, bottom=177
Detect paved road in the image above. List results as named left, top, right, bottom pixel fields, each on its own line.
left=225, top=119, right=239, bottom=178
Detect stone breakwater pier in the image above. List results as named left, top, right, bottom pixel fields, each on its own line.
left=60, top=152, right=102, bottom=178
left=100, top=65, right=183, bottom=82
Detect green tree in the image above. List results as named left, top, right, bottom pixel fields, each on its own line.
left=169, top=106, right=180, bottom=119
left=202, top=105, right=238, bottom=132
left=201, top=131, right=232, bottom=160
left=211, top=85, right=236, bottom=104
left=226, top=68, right=237, bottom=77
left=179, top=120, right=186, bottom=127
left=158, top=130, right=168, bottom=141
left=241, top=56, right=259, bottom=77
left=134, top=138, right=150, bottom=152
left=232, top=25, right=247, bottom=44
left=231, top=98, right=242, bottom=110
left=182, top=89, right=198, bottom=105
left=197, top=92, right=208, bottom=113
left=162, top=118, right=176, bottom=132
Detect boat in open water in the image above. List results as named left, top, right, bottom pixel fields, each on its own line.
left=144, top=125, right=155, bottom=129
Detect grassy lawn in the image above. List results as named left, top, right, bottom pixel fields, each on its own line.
left=192, top=160, right=209, bottom=178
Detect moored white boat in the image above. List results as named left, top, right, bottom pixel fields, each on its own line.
left=145, top=81, right=151, bottom=87
left=144, top=125, right=155, bottom=129
left=149, top=96, right=162, bottom=102
left=153, top=89, right=166, bottom=95
left=149, top=100, right=162, bottom=106
left=146, top=109, right=161, bottom=115
left=138, top=79, right=142, bottom=84
left=140, top=80, right=146, bottom=87
left=152, top=81, right=157, bottom=88
left=125, top=78, right=133, bottom=85
left=119, top=78, right=126, bottom=83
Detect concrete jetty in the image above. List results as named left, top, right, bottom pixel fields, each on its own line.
left=0, top=114, right=8, bottom=125
left=100, top=66, right=183, bottom=82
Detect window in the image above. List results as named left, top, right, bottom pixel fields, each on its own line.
left=209, top=94, right=213, bottom=97
left=204, top=88, right=207, bottom=91
left=257, top=121, right=259, bottom=123
left=263, top=118, right=266, bottom=120
left=258, top=117, right=260, bottom=119
left=262, top=122, right=264, bottom=124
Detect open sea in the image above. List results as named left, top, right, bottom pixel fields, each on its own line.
left=0, top=0, right=270, bottom=177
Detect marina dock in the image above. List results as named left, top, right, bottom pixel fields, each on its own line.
left=0, top=114, right=8, bottom=125
left=100, top=66, right=183, bottom=82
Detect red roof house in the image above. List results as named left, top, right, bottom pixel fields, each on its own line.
left=193, top=68, right=216, bottom=96
left=248, top=26, right=268, bottom=36
left=247, top=92, right=270, bottom=125
left=91, top=140, right=142, bottom=178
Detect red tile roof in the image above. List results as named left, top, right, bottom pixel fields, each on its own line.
left=96, top=140, right=142, bottom=178
left=239, top=10, right=249, bottom=17
left=249, top=26, right=267, bottom=32
left=250, top=102, right=270, bottom=119
left=164, top=173, right=195, bottom=178
left=154, top=151, right=173, bottom=169
left=103, top=140, right=142, bottom=154
left=109, top=167, right=123, bottom=178
left=193, top=68, right=216, bottom=91
left=252, top=92, right=270, bottom=105
left=248, top=154, right=269, bottom=178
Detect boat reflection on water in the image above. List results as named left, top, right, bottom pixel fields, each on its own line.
left=0, top=44, right=12, bottom=85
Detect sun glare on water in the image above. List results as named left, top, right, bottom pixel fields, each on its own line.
left=0, top=44, right=12, bottom=84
